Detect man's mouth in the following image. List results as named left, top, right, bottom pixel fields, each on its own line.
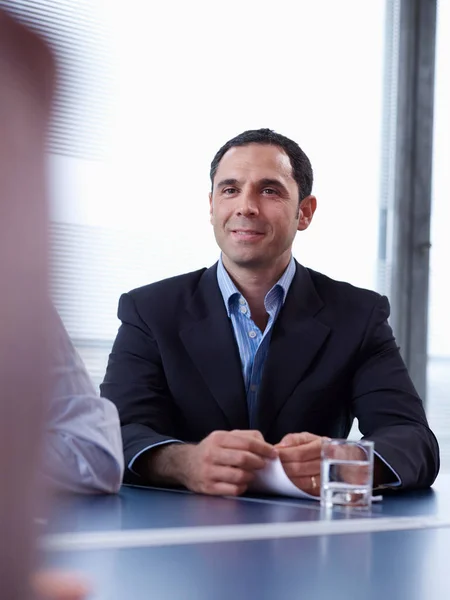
left=229, top=229, right=265, bottom=242
left=231, top=229, right=264, bottom=235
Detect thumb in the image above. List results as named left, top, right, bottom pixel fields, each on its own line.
left=276, top=433, right=298, bottom=447
left=276, top=432, right=319, bottom=447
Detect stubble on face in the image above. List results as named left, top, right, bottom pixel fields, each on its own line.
left=210, top=144, right=301, bottom=273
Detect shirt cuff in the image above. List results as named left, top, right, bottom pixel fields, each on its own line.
left=373, top=450, right=402, bottom=489
left=128, top=439, right=184, bottom=476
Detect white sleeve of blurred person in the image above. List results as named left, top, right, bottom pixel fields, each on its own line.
left=44, top=313, right=124, bottom=494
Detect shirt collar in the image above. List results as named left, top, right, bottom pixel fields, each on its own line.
left=217, top=255, right=296, bottom=317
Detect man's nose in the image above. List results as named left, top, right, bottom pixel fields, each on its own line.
left=235, top=191, right=259, bottom=217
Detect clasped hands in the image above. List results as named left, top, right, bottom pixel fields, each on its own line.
left=182, top=429, right=328, bottom=497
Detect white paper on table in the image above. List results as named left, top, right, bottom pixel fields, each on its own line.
left=249, top=457, right=383, bottom=502
left=249, top=457, right=318, bottom=500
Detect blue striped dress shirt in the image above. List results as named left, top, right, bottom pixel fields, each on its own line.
left=217, top=255, right=296, bottom=427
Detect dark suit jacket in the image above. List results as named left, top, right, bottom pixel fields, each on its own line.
left=101, top=261, right=439, bottom=489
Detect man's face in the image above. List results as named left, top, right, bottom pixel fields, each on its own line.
left=209, top=143, right=315, bottom=271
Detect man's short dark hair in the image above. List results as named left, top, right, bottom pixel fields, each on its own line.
left=210, top=128, right=313, bottom=201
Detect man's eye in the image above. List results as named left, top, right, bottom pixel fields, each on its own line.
left=223, top=188, right=237, bottom=194
left=262, top=188, right=278, bottom=195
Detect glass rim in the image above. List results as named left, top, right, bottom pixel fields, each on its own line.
left=322, top=438, right=374, bottom=447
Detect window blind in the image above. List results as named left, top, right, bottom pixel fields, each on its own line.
left=49, top=221, right=162, bottom=386
left=0, top=0, right=118, bottom=387
left=0, top=0, right=112, bottom=160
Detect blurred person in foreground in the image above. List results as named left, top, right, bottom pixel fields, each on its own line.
left=102, top=128, right=439, bottom=497
left=0, top=9, right=119, bottom=600
left=0, top=9, right=56, bottom=598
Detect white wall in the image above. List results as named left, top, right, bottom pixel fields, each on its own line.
left=50, top=1, right=387, bottom=345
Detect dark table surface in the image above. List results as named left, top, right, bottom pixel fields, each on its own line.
left=42, top=474, right=450, bottom=600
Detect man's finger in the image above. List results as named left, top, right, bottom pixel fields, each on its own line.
left=276, top=432, right=320, bottom=447
left=214, top=448, right=267, bottom=471
left=210, top=465, right=255, bottom=485
left=278, top=439, right=323, bottom=463
left=223, top=432, right=277, bottom=459
left=231, top=429, right=264, bottom=441
left=209, top=482, right=248, bottom=497
left=282, top=459, right=321, bottom=478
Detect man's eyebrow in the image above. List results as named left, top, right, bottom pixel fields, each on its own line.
left=215, top=178, right=241, bottom=188
left=215, top=178, right=289, bottom=190
left=259, top=178, right=289, bottom=193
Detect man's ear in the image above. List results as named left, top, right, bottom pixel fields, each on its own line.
left=209, top=192, right=213, bottom=223
left=297, top=195, right=317, bottom=231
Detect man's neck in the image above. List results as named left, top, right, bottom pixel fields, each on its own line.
left=221, top=254, right=291, bottom=311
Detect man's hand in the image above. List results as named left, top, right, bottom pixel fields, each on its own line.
left=276, top=432, right=329, bottom=496
left=181, top=430, right=277, bottom=496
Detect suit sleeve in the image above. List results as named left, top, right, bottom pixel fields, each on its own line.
left=101, top=293, right=181, bottom=479
left=352, top=295, right=440, bottom=489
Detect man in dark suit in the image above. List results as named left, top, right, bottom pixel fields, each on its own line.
left=101, top=128, right=439, bottom=497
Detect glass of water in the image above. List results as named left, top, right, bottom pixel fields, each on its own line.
left=321, top=439, right=374, bottom=509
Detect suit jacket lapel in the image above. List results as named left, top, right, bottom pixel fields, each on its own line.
left=179, top=264, right=249, bottom=430
left=257, top=262, right=330, bottom=436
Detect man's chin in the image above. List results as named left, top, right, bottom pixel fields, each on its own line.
left=224, top=253, right=270, bottom=270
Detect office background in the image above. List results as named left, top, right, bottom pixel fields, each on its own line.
left=1, top=0, right=448, bottom=468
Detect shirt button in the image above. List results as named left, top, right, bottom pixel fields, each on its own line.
left=239, top=297, right=246, bottom=305
left=250, top=384, right=258, bottom=393
left=240, top=306, right=247, bottom=314
left=248, top=330, right=257, bottom=339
